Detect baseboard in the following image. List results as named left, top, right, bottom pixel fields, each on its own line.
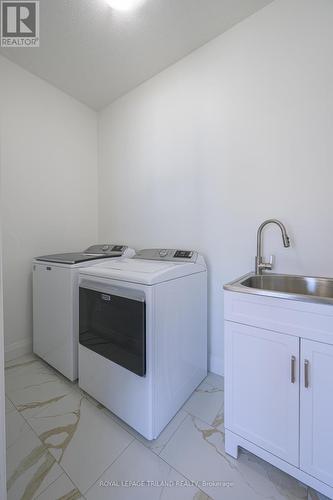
left=209, top=353, right=224, bottom=376
left=4, top=339, right=32, bottom=362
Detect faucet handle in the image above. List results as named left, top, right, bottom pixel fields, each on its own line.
left=268, top=255, right=274, bottom=267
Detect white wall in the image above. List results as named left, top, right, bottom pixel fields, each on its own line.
left=98, top=0, right=333, bottom=375
left=0, top=56, right=98, bottom=360
left=0, top=167, right=6, bottom=499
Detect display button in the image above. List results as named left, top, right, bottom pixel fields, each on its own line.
left=174, top=250, right=193, bottom=258
left=159, top=249, right=168, bottom=257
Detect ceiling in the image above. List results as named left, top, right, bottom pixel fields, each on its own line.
left=0, top=0, right=273, bottom=110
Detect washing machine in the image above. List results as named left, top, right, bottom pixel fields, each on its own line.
left=78, top=248, right=207, bottom=440
left=33, top=244, right=135, bottom=381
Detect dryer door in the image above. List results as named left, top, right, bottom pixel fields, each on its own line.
left=79, top=284, right=146, bottom=376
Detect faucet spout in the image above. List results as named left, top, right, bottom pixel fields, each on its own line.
left=256, top=219, right=290, bottom=275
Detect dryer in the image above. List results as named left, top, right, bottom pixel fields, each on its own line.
left=78, top=248, right=207, bottom=440
left=33, top=244, right=135, bottom=380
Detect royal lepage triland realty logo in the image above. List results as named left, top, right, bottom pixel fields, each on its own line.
left=1, top=1, right=39, bottom=47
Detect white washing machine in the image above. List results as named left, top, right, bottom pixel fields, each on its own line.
left=33, top=244, right=135, bottom=381
left=78, top=248, right=207, bottom=440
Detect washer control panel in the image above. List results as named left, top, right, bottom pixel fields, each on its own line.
left=135, top=249, right=197, bottom=262
left=84, top=244, right=127, bottom=255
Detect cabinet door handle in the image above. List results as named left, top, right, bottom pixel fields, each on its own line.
left=304, top=359, right=309, bottom=388
left=290, top=355, right=296, bottom=383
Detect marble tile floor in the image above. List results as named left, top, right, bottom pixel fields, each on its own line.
left=4, top=353, right=329, bottom=500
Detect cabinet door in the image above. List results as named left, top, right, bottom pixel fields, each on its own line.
left=225, top=322, right=300, bottom=466
left=300, top=339, right=333, bottom=486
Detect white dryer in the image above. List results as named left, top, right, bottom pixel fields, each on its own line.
left=33, top=244, right=135, bottom=381
left=78, top=248, right=207, bottom=440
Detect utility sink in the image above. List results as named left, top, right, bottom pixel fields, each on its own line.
left=224, top=273, right=333, bottom=305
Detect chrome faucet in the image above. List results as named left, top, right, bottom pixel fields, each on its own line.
left=255, top=219, right=290, bottom=275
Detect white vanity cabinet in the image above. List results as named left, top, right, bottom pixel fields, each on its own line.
left=224, top=290, right=333, bottom=499
left=225, top=322, right=300, bottom=466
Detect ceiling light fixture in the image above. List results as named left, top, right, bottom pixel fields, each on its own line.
left=106, top=0, right=145, bottom=12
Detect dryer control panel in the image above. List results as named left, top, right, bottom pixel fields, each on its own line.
left=134, top=248, right=198, bottom=262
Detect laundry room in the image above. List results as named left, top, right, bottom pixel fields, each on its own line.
left=0, top=0, right=333, bottom=499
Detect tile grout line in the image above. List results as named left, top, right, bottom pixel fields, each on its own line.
left=172, top=414, right=309, bottom=500
left=36, top=466, right=85, bottom=500
left=6, top=359, right=224, bottom=499
left=6, top=428, right=63, bottom=498
left=5, top=362, right=314, bottom=499
left=145, top=416, right=214, bottom=500
left=93, top=407, right=222, bottom=497
left=97, top=376, right=224, bottom=457
left=6, top=364, right=311, bottom=499
left=84, top=429, right=211, bottom=500
left=34, top=470, right=70, bottom=500
left=5, top=361, right=87, bottom=498
left=156, top=411, right=189, bottom=456
left=83, top=436, right=136, bottom=497
left=8, top=390, right=86, bottom=499
left=50, top=392, right=136, bottom=498
left=7, top=368, right=224, bottom=489
left=20, top=391, right=98, bottom=498
left=101, top=407, right=189, bottom=458
left=5, top=395, right=69, bottom=498
left=5, top=356, right=138, bottom=498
